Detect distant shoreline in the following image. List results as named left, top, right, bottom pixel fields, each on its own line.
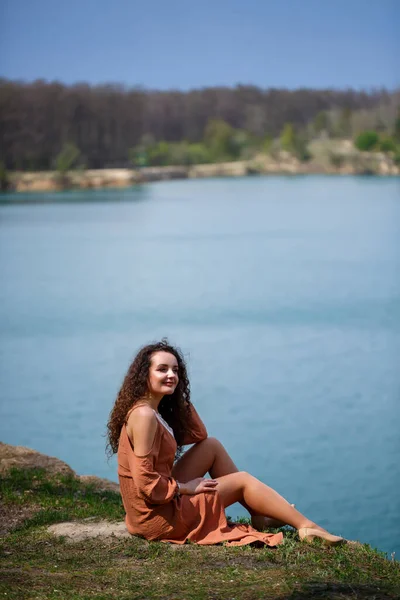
left=4, top=151, right=400, bottom=194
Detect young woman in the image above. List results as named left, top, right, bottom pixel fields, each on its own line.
left=107, top=340, right=345, bottom=547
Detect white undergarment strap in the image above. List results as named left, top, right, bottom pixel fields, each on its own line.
left=153, top=410, right=175, bottom=438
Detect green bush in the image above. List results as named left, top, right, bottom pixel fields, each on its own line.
left=186, top=143, right=212, bottom=165
left=55, top=143, right=81, bottom=173
left=130, top=122, right=267, bottom=167
left=379, top=137, right=396, bottom=153
left=229, top=130, right=259, bottom=160
left=129, top=148, right=149, bottom=168
left=280, top=123, right=296, bottom=152
left=262, top=135, right=273, bottom=153
left=164, top=142, right=188, bottom=165
left=129, top=140, right=213, bottom=167
left=280, top=124, right=311, bottom=161
left=294, top=137, right=312, bottom=162
left=354, top=131, right=379, bottom=152
left=147, top=141, right=170, bottom=166
left=204, top=119, right=236, bottom=161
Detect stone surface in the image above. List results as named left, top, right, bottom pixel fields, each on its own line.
left=0, top=442, right=75, bottom=476
left=9, top=156, right=400, bottom=193
left=0, top=442, right=120, bottom=494
left=189, top=161, right=248, bottom=178
left=47, top=520, right=131, bottom=542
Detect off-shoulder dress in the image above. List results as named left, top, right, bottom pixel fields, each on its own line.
left=117, top=405, right=283, bottom=547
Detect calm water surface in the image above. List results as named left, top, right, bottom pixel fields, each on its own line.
left=1, top=176, right=399, bottom=557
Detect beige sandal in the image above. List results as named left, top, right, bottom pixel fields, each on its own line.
left=299, top=527, right=346, bottom=546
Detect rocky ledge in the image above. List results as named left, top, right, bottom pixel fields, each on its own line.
left=0, top=441, right=125, bottom=542
left=0, top=441, right=119, bottom=494
left=4, top=147, right=399, bottom=194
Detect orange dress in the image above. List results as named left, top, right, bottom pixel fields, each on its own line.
left=117, top=405, right=283, bottom=547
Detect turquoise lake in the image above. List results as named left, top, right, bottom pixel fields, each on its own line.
left=0, top=176, right=399, bottom=557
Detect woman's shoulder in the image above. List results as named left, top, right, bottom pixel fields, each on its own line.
left=126, top=405, right=160, bottom=454
left=126, top=404, right=155, bottom=424
left=126, top=405, right=158, bottom=435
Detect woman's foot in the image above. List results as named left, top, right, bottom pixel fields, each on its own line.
left=251, top=505, right=296, bottom=530
left=298, top=527, right=346, bottom=546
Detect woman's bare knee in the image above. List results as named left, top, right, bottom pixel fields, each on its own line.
left=235, top=471, right=257, bottom=492
left=237, top=471, right=253, bottom=484
left=197, top=436, right=223, bottom=450
left=217, top=471, right=249, bottom=491
left=195, top=437, right=226, bottom=461
left=215, top=471, right=248, bottom=507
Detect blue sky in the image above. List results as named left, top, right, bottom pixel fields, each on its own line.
left=1, top=0, right=399, bottom=90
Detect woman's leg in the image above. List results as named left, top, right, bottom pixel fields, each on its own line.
left=215, top=471, right=322, bottom=531
left=172, top=437, right=238, bottom=482
left=172, top=438, right=289, bottom=527
left=173, top=439, right=345, bottom=544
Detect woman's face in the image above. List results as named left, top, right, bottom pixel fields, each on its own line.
left=147, top=351, right=179, bottom=397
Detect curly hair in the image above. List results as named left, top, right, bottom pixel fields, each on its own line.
left=106, top=340, right=192, bottom=457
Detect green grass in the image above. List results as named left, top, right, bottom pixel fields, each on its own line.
left=0, top=467, right=123, bottom=529
left=1, top=468, right=399, bottom=599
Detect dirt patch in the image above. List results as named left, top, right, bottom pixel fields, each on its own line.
left=0, top=500, right=41, bottom=536
left=47, top=520, right=132, bottom=542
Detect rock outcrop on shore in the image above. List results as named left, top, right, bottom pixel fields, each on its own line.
left=0, top=441, right=124, bottom=541
left=0, top=441, right=119, bottom=493
left=4, top=146, right=399, bottom=194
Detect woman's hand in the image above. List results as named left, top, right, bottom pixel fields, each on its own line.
left=179, top=477, right=218, bottom=495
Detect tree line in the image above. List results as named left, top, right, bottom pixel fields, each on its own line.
left=0, top=78, right=399, bottom=171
